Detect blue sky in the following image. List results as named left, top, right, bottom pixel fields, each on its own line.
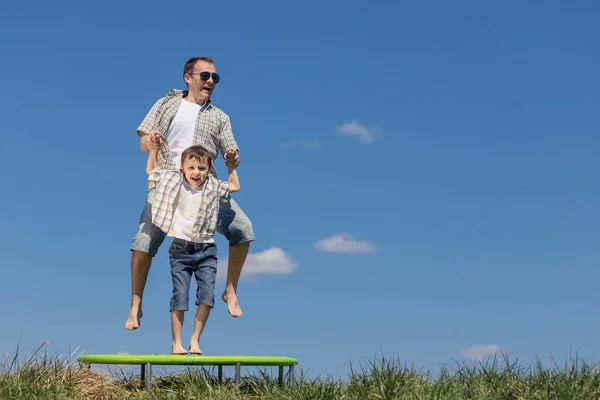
left=1, top=0, right=599, bottom=379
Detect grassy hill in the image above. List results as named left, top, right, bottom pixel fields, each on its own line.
left=2, top=342, right=599, bottom=399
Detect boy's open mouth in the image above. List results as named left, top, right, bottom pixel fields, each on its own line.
left=191, top=176, right=201, bottom=183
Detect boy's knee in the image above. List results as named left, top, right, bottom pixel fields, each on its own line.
left=170, top=294, right=189, bottom=312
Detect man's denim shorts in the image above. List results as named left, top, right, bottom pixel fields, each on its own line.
left=130, top=187, right=256, bottom=257
left=168, top=239, right=218, bottom=311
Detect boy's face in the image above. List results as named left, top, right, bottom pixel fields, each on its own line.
left=181, top=156, right=209, bottom=188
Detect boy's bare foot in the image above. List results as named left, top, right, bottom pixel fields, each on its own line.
left=221, top=292, right=243, bottom=317
left=125, top=309, right=143, bottom=330
left=172, top=343, right=188, bottom=355
left=189, top=342, right=202, bottom=355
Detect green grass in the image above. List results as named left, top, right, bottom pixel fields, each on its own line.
left=2, top=342, right=600, bottom=399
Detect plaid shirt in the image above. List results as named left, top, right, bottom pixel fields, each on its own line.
left=149, top=169, right=230, bottom=240
left=137, top=89, right=238, bottom=187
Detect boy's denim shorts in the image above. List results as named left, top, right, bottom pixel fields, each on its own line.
left=169, top=239, right=218, bottom=311
left=130, top=187, right=256, bottom=257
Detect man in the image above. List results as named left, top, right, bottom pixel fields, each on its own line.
left=125, top=56, right=255, bottom=330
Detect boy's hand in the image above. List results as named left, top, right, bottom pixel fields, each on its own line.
left=142, top=131, right=162, bottom=151
left=224, top=148, right=239, bottom=169
left=150, top=131, right=162, bottom=143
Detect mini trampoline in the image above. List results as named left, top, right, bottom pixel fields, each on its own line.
left=77, top=354, right=299, bottom=390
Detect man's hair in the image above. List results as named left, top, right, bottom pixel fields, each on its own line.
left=180, top=145, right=213, bottom=170
left=183, top=56, right=215, bottom=79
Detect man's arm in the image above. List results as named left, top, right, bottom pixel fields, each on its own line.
left=140, top=131, right=162, bottom=152
left=218, top=113, right=240, bottom=168
left=137, top=97, right=165, bottom=152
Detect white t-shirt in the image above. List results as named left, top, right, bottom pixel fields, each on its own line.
left=168, top=181, right=214, bottom=243
left=166, top=99, right=200, bottom=167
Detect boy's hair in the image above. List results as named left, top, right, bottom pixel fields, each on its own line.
left=180, top=145, right=213, bottom=170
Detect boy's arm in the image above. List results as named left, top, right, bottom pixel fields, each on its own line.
left=147, top=168, right=163, bottom=188
left=146, top=150, right=158, bottom=174
left=227, top=168, right=240, bottom=193
left=145, top=132, right=162, bottom=173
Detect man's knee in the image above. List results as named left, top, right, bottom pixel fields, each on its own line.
left=130, top=189, right=166, bottom=257
left=217, top=197, right=256, bottom=247
left=228, top=217, right=255, bottom=247
left=131, top=228, right=166, bottom=257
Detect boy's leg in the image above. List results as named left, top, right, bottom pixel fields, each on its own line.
left=216, top=196, right=255, bottom=317
left=126, top=188, right=167, bottom=330
left=190, top=242, right=218, bottom=354
left=171, top=311, right=187, bottom=355
left=189, top=305, right=211, bottom=355
left=169, top=239, right=193, bottom=355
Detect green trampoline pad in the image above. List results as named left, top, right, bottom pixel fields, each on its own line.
left=77, top=354, right=298, bottom=366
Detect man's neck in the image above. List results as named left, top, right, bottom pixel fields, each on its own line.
left=183, top=91, right=209, bottom=106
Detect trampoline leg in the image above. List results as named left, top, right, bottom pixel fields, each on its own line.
left=288, top=364, right=295, bottom=386
left=278, top=366, right=284, bottom=385
left=235, top=362, right=241, bottom=386
left=145, top=363, right=152, bottom=390
left=140, top=364, right=145, bottom=386
left=218, top=365, right=223, bottom=382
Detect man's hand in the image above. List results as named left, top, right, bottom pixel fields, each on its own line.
left=224, top=148, right=240, bottom=170
left=140, top=131, right=162, bottom=152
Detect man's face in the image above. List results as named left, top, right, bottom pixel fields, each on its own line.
left=185, top=61, right=218, bottom=103
left=181, top=156, right=210, bottom=188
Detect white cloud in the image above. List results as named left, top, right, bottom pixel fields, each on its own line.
left=280, top=139, right=321, bottom=149
left=460, top=345, right=503, bottom=362
left=217, top=247, right=298, bottom=281
left=335, top=120, right=377, bottom=143
left=314, top=233, right=376, bottom=254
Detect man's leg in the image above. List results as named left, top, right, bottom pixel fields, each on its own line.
left=125, top=251, right=152, bottom=330
left=222, top=242, right=250, bottom=317
left=217, top=196, right=255, bottom=317
left=125, top=188, right=166, bottom=330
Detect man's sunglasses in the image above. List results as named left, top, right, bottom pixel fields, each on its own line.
left=190, top=71, right=220, bottom=83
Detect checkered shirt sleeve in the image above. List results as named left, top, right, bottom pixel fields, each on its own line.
left=217, top=179, right=230, bottom=199
left=217, top=114, right=238, bottom=155
left=191, top=177, right=230, bottom=238
left=136, top=97, right=166, bottom=138
left=148, top=169, right=182, bottom=233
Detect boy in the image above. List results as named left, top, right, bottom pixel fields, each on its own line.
left=147, top=143, right=240, bottom=355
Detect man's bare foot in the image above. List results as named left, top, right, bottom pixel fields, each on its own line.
left=125, top=309, right=143, bottom=330
left=221, top=292, right=243, bottom=317
left=172, top=343, right=188, bottom=355
left=189, top=341, right=202, bottom=355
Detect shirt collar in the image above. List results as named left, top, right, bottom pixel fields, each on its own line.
left=168, top=88, right=213, bottom=108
